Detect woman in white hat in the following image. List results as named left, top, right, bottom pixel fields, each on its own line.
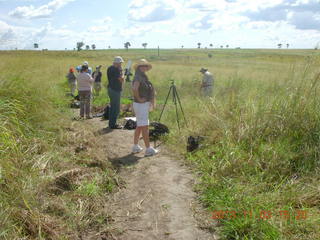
left=131, top=59, right=158, bottom=156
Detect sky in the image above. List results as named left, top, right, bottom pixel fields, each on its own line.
left=0, top=0, right=320, bottom=50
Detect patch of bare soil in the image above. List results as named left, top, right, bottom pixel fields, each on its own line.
left=82, top=117, right=218, bottom=240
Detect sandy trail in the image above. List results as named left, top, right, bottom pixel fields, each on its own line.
left=88, top=117, right=218, bottom=240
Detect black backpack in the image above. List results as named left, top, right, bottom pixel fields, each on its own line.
left=124, top=119, right=137, bottom=130
left=187, top=136, right=204, bottom=152
left=149, top=122, right=169, bottom=140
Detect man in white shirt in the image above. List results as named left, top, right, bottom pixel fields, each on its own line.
left=200, top=68, right=214, bottom=97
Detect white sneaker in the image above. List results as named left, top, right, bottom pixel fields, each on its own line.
left=132, top=145, right=143, bottom=154
left=145, top=147, right=159, bottom=156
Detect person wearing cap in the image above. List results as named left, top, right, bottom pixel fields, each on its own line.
left=83, top=61, right=93, bottom=75
left=66, top=67, right=77, bottom=96
left=200, top=68, right=214, bottom=97
left=131, top=59, right=159, bottom=156
left=93, top=65, right=102, bottom=96
left=77, top=65, right=94, bottom=119
left=107, top=56, right=125, bottom=129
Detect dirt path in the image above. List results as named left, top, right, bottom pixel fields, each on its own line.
left=88, top=117, right=218, bottom=240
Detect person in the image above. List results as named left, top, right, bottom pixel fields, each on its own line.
left=200, top=68, right=214, bottom=97
left=131, top=59, right=159, bottom=156
left=107, top=56, right=125, bottom=129
left=66, top=67, right=77, bottom=96
left=77, top=65, right=94, bottom=119
left=83, top=61, right=93, bottom=75
left=76, top=65, right=82, bottom=73
left=93, top=65, right=102, bottom=96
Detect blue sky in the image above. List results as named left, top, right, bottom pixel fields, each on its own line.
left=0, top=0, right=320, bottom=50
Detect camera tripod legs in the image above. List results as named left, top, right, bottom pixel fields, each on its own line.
left=159, top=83, right=187, bottom=130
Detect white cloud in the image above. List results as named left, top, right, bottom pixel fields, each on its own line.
left=0, top=20, right=34, bottom=48
left=9, top=0, right=75, bottom=19
left=189, top=12, right=249, bottom=31
left=288, top=11, right=320, bottom=30
left=0, top=29, right=16, bottom=44
left=89, top=16, right=113, bottom=33
left=128, top=0, right=181, bottom=22
left=115, top=25, right=152, bottom=40
left=92, top=16, right=112, bottom=24
left=185, top=0, right=228, bottom=11
left=243, top=0, right=320, bottom=30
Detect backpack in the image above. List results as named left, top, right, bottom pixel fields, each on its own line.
left=124, top=119, right=137, bottom=130
left=187, top=136, right=204, bottom=152
left=149, top=122, right=169, bottom=140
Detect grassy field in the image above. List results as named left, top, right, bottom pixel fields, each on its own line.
left=0, top=49, right=320, bottom=239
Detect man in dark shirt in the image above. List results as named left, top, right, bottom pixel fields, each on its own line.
left=107, top=56, right=124, bottom=129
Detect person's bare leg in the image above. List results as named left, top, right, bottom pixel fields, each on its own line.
left=141, top=126, right=150, bottom=148
left=134, top=127, right=142, bottom=145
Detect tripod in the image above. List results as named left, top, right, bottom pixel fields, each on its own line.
left=158, top=80, right=187, bottom=130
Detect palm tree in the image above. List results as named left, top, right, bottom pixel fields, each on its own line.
left=124, top=42, right=131, bottom=51
left=197, top=42, right=201, bottom=49
left=76, top=42, right=84, bottom=51
left=91, top=44, right=96, bottom=50
left=278, top=43, right=282, bottom=49
left=142, top=43, right=147, bottom=49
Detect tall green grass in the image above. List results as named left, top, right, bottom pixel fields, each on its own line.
left=0, top=54, right=71, bottom=238
left=165, top=61, right=320, bottom=239
left=0, top=53, right=116, bottom=239
left=1, top=49, right=319, bottom=239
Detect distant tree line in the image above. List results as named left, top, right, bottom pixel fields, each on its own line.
left=71, top=41, right=297, bottom=51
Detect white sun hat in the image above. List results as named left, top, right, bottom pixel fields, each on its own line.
left=114, top=56, right=124, bottom=63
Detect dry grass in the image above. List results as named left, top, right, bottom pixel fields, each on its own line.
left=1, top=49, right=320, bottom=239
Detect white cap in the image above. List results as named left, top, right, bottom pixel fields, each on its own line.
left=83, top=61, right=89, bottom=66
left=113, top=56, right=124, bottom=63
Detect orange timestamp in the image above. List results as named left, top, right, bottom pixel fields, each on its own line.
left=211, top=210, right=308, bottom=221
